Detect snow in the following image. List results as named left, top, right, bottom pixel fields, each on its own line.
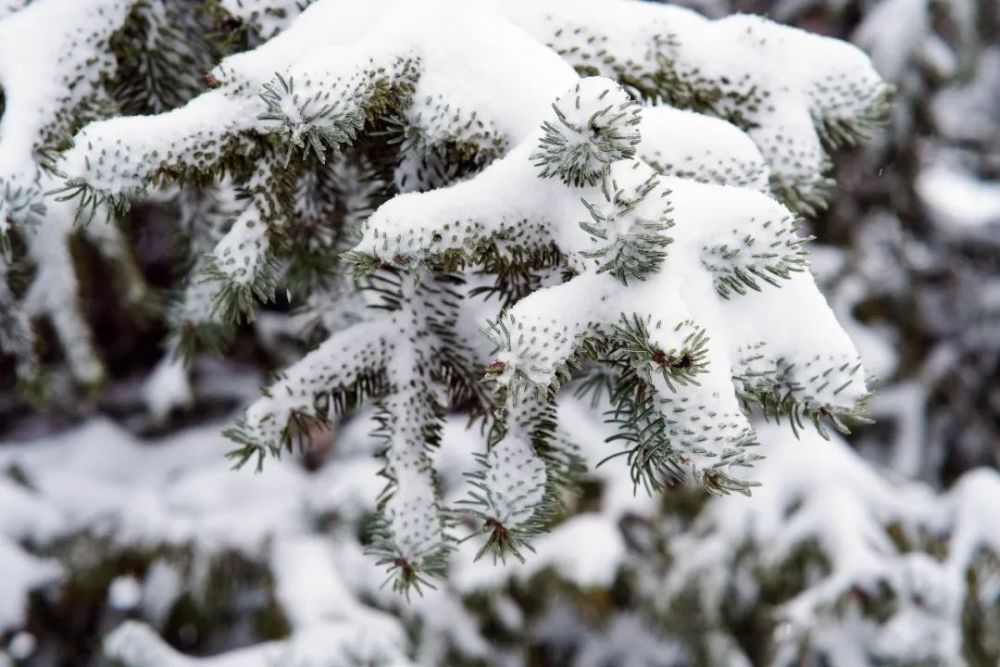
left=109, top=575, right=143, bottom=611
left=140, top=560, right=184, bottom=624
left=0, top=411, right=504, bottom=664
left=852, top=0, right=928, bottom=81
left=0, top=398, right=997, bottom=663
left=217, top=0, right=311, bottom=39
left=0, top=416, right=414, bottom=662
left=57, top=0, right=577, bottom=199
left=0, top=0, right=895, bottom=400
left=0, top=0, right=166, bottom=385
left=455, top=514, right=625, bottom=590
left=917, top=162, right=1000, bottom=230
left=6, top=633, right=35, bottom=661
left=143, top=355, right=195, bottom=422
left=0, top=0, right=131, bottom=191
left=660, top=421, right=999, bottom=664
left=504, top=0, right=889, bottom=208
left=0, top=540, right=61, bottom=631
left=638, top=106, right=770, bottom=191
left=932, top=47, right=1000, bottom=143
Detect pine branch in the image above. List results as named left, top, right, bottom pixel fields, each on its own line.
left=0, top=181, right=45, bottom=254
left=579, top=160, right=673, bottom=283
left=48, top=178, right=132, bottom=226
left=459, top=397, right=585, bottom=564
left=702, top=214, right=811, bottom=299
left=532, top=79, right=641, bottom=187
left=606, top=314, right=709, bottom=393
left=733, top=347, right=874, bottom=439
left=259, top=72, right=367, bottom=165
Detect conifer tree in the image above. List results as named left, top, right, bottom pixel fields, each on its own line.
left=4, top=2, right=1000, bottom=667
left=0, top=0, right=890, bottom=594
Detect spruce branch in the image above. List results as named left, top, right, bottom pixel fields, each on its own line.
left=0, top=258, right=42, bottom=397
left=732, top=344, right=875, bottom=439
left=0, top=0, right=896, bottom=605
left=225, top=362, right=390, bottom=472
left=367, top=514, right=451, bottom=598
left=259, top=72, right=367, bottom=165
left=520, top=7, right=892, bottom=214
left=600, top=370, right=686, bottom=495
left=170, top=317, right=234, bottom=363
left=481, top=314, right=586, bottom=401
left=606, top=314, right=709, bottom=393
left=109, top=0, right=216, bottom=114
left=202, top=250, right=281, bottom=324
left=48, top=178, right=132, bottom=226
left=259, top=55, right=419, bottom=166
left=701, top=215, right=811, bottom=299
left=459, top=397, right=584, bottom=564
left=199, top=162, right=294, bottom=324
left=532, top=79, right=641, bottom=187
left=571, top=362, right=618, bottom=409
left=601, top=368, right=762, bottom=497
left=579, top=160, right=673, bottom=283
left=815, top=85, right=894, bottom=150
left=364, top=385, right=453, bottom=597
left=0, top=181, right=45, bottom=254
left=767, top=170, right=836, bottom=218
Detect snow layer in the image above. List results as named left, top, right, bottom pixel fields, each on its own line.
left=2, top=404, right=996, bottom=665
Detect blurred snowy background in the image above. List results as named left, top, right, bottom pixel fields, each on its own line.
left=0, top=0, right=998, bottom=665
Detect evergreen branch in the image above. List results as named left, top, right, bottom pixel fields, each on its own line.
left=224, top=365, right=389, bottom=471
left=202, top=250, right=281, bottom=325
left=366, top=384, right=452, bottom=597
left=349, top=211, right=562, bottom=285
left=166, top=265, right=236, bottom=361
left=702, top=215, right=811, bottom=299
left=579, top=161, right=673, bottom=283
left=367, top=516, right=451, bottom=598
left=532, top=79, right=642, bottom=187
left=480, top=316, right=579, bottom=401
left=815, top=85, right=894, bottom=150
left=768, top=171, right=836, bottom=218
left=425, top=276, right=497, bottom=412
left=225, top=407, right=335, bottom=472
left=170, top=317, right=234, bottom=363
left=0, top=263, right=43, bottom=401
left=259, top=72, right=367, bottom=165
left=732, top=350, right=874, bottom=439
left=600, top=370, right=687, bottom=495
left=342, top=249, right=383, bottom=279
left=459, top=400, right=585, bottom=564
left=600, top=368, right=762, bottom=497
left=259, top=58, right=418, bottom=166
left=47, top=178, right=132, bottom=226
left=606, top=314, right=710, bottom=393
left=200, top=185, right=289, bottom=325
left=592, top=314, right=759, bottom=496
left=0, top=181, right=46, bottom=253
left=467, top=244, right=563, bottom=309
left=571, top=362, right=618, bottom=409
left=109, top=0, right=213, bottom=114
